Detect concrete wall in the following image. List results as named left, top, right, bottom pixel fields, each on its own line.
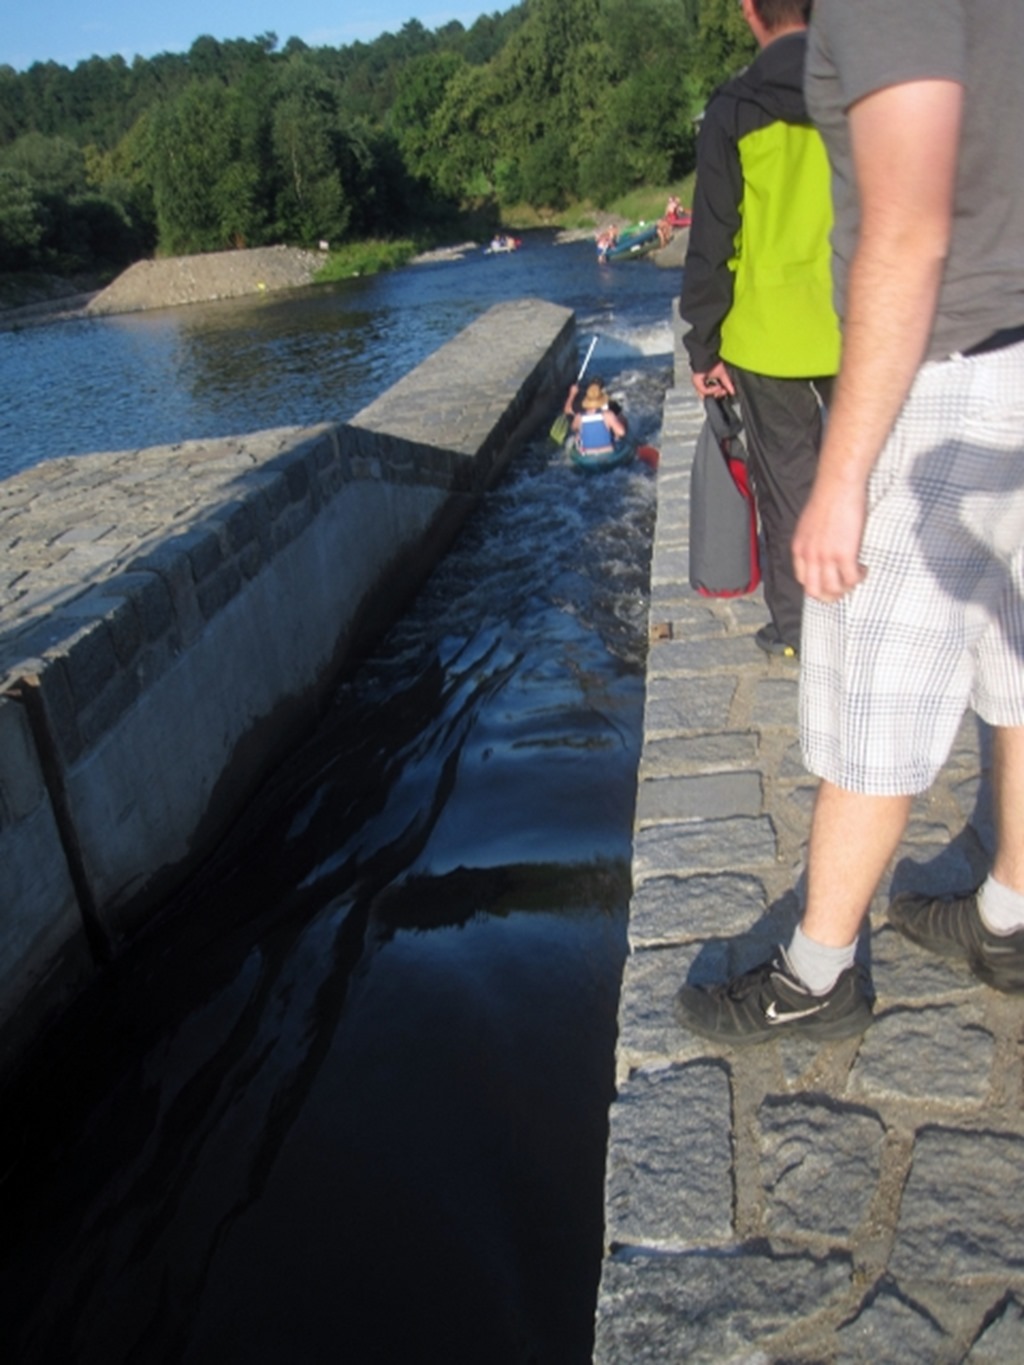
left=0, top=297, right=577, bottom=1075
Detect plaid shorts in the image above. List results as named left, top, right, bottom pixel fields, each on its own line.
left=800, top=338, right=1024, bottom=795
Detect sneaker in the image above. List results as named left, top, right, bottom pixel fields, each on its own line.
left=754, top=623, right=798, bottom=659
left=888, top=890, right=1024, bottom=992
left=674, top=950, right=873, bottom=1046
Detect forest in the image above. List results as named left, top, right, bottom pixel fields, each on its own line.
left=0, top=0, right=754, bottom=278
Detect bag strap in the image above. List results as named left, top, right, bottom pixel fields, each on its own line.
left=703, top=394, right=744, bottom=444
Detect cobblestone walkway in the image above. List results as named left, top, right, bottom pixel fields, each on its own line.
left=594, top=383, right=1024, bottom=1363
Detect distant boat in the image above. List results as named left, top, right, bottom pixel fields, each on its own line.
left=483, top=235, right=522, bottom=254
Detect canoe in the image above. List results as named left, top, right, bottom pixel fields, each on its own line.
left=484, top=236, right=521, bottom=254
left=568, top=439, right=660, bottom=473
left=568, top=436, right=635, bottom=472
left=597, top=222, right=661, bottom=263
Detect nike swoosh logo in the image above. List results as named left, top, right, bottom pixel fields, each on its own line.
left=764, top=999, right=828, bottom=1024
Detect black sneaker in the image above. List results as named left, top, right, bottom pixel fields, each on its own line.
left=754, top=623, right=798, bottom=659
left=888, top=890, right=1024, bottom=992
left=674, top=950, right=873, bottom=1046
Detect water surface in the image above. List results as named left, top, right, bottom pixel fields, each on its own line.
left=0, top=238, right=680, bottom=1363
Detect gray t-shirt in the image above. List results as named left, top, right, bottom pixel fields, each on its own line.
left=806, top=0, right=1024, bottom=360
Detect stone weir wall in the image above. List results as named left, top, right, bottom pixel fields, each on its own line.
left=0, top=297, right=577, bottom=1076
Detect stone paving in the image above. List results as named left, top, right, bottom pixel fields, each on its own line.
left=594, top=382, right=1024, bottom=1363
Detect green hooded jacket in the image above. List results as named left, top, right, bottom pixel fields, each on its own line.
left=681, top=30, right=841, bottom=378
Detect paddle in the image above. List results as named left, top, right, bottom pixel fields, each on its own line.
left=549, top=334, right=598, bottom=444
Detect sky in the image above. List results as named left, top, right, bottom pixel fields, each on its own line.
left=2, top=2, right=517, bottom=73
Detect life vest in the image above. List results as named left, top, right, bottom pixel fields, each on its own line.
left=577, top=410, right=615, bottom=454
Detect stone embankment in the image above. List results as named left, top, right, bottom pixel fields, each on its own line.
left=593, top=313, right=1024, bottom=1362
left=0, top=297, right=577, bottom=1079
left=0, top=246, right=328, bottom=330
left=84, top=245, right=326, bottom=316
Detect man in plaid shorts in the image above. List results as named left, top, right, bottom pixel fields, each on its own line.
left=677, top=0, right=1024, bottom=1044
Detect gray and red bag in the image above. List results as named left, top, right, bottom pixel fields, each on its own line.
left=688, top=395, right=761, bottom=598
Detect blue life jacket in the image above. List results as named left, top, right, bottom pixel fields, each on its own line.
left=577, top=410, right=615, bottom=454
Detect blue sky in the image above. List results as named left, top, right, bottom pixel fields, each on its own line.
left=3, top=2, right=517, bottom=72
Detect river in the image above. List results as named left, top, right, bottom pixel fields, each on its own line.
left=0, top=232, right=680, bottom=1363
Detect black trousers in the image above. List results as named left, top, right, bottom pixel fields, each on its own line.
left=730, top=367, right=834, bottom=650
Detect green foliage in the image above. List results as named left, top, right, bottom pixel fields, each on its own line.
left=691, top=0, right=757, bottom=97
left=313, top=237, right=419, bottom=280
left=0, top=0, right=752, bottom=275
left=0, top=168, right=43, bottom=268
left=270, top=63, right=352, bottom=244
left=145, top=80, right=268, bottom=253
left=0, top=132, right=88, bottom=196
left=388, top=51, right=467, bottom=187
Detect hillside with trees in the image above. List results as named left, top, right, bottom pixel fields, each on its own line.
left=0, top=0, right=753, bottom=279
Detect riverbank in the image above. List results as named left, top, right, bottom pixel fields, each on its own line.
left=0, top=217, right=654, bottom=332
left=0, top=246, right=327, bottom=331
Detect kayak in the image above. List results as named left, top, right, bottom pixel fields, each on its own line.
left=569, top=436, right=635, bottom=471
left=568, top=438, right=660, bottom=473
left=597, top=222, right=661, bottom=263
left=484, top=235, right=521, bottom=254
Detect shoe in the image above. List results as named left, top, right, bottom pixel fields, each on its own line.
left=754, top=623, right=798, bottom=659
left=888, top=890, right=1024, bottom=992
left=674, top=950, right=873, bottom=1046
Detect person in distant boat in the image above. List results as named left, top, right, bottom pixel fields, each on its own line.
left=595, top=226, right=618, bottom=261
left=568, top=380, right=627, bottom=454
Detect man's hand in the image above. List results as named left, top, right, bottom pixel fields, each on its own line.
left=792, top=475, right=868, bottom=603
left=691, top=361, right=735, bottom=399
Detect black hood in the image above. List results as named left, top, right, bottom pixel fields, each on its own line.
left=727, top=30, right=810, bottom=125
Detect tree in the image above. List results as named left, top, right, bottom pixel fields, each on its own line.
left=0, top=131, right=87, bottom=196
left=691, top=0, right=756, bottom=97
left=270, top=62, right=370, bottom=244
left=388, top=51, right=466, bottom=187
left=0, top=168, right=44, bottom=268
left=145, top=80, right=266, bottom=253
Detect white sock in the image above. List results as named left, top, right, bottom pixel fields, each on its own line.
left=785, top=924, right=857, bottom=995
left=978, top=874, right=1024, bottom=935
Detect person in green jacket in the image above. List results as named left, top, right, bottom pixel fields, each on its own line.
left=680, top=0, right=841, bottom=657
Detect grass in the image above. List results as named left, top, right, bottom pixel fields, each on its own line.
left=313, top=238, right=422, bottom=282
left=501, top=177, right=697, bottom=233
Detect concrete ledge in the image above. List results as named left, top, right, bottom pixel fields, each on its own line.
left=0, top=694, right=93, bottom=1074
left=0, top=298, right=577, bottom=1073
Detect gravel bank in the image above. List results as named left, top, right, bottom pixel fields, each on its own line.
left=85, top=245, right=325, bottom=316
left=0, top=246, right=326, bottom=330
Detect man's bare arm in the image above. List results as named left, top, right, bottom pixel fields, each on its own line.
left=793, top=78, right=963, bottom=604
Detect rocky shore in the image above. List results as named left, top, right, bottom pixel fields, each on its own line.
left=0, top=245, right=326, bottom=331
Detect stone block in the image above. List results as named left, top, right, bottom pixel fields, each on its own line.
left=595, top=1245, right=852, bottom=1363
left=890, top=1128, right=1024, bottom=1282
left=605, top=1061, right=736, bottom=1248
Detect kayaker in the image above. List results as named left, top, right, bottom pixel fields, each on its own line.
left=570, top=380, right=627, bottom=454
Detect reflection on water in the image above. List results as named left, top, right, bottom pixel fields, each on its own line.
left=0, top=243, right=677, bottom=1362
left=0, top=232, right=678, bottom=480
